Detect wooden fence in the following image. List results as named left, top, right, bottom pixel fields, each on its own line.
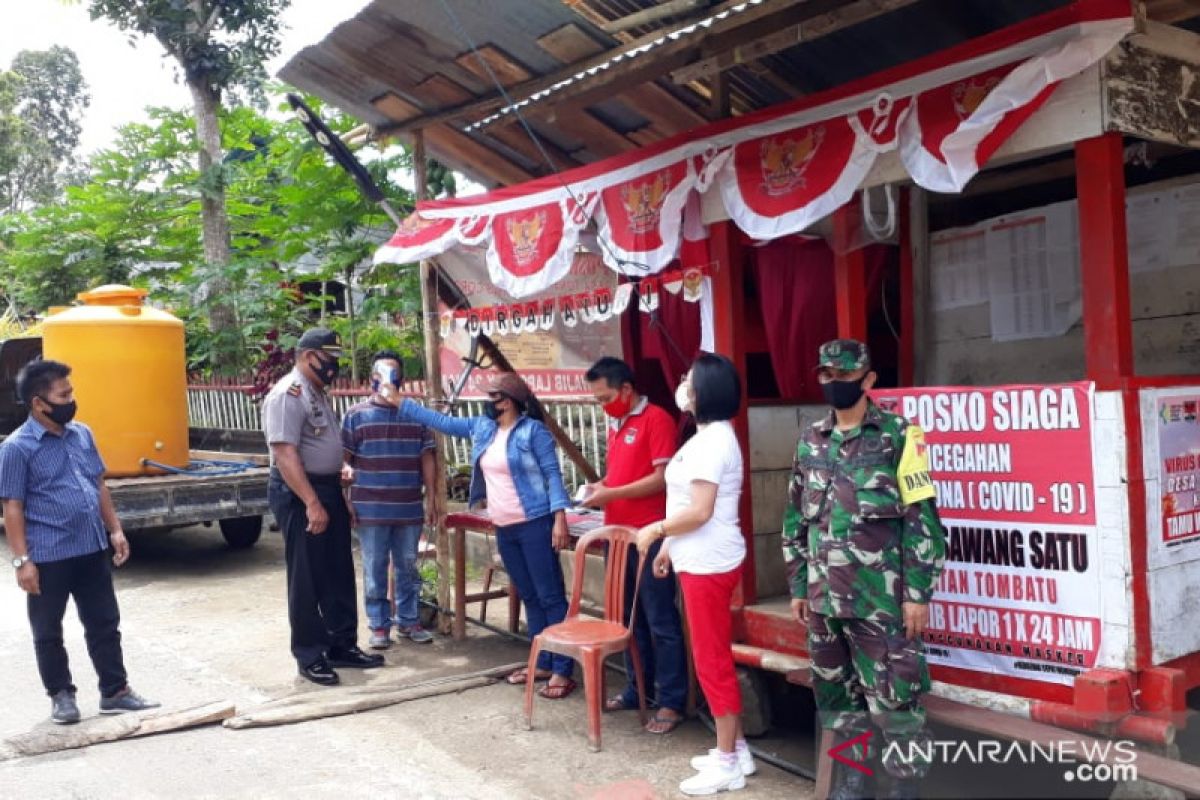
left=187, top=381, right=606, bottom=490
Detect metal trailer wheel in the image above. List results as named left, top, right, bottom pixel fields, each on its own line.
left=219, top=515, right=263, bottom=549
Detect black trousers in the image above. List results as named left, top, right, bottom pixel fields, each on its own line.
left=268, top=473, right=359, bottom=667
left=27, top=549, right=127, bottom=698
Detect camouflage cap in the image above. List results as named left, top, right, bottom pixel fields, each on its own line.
left=817, top=339, right=870, bottom=371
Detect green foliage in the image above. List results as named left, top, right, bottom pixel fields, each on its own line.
left=0, top=46, right=91, bottom=213
left=1, top=91, right=424, bottom=380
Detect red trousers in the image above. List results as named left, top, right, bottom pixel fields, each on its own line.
left=679, top=566, right=743, bottom=717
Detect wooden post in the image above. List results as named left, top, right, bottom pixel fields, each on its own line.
left=1075, top=132, right=1150, bottom=671
left=908, top=187, right=931, bottom=385
left=345, top=264, right=358, bottom=384
left=709, top=221, right=756, bottom=606
left=897, top=187, right=915, bottom=387
left=832, top=202, right=868, bottom=341
left=414, top=131, right=453, bottom=637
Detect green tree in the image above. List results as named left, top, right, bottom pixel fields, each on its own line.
left=85, top=0, right=291, bottom=367
left=2, top=107, right=200, bottom=311
left=2, top=93, right=421, bottom=380
left=0, top=46, right=91, bottom=213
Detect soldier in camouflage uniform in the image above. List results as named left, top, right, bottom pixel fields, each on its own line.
left=782, top=339, right=945, bottom=800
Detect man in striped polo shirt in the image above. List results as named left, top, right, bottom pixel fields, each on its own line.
left=0, top=360, right=159, bottom=724
left=341, top=351, right=437, bottom=648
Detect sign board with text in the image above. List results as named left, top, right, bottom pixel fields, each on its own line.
left=872, top=383, right=1100, bottom=686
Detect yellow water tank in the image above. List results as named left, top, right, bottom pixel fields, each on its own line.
left=42, top=285, right=188, bottom=476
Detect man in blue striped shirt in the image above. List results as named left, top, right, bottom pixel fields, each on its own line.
left=0, top=360, right=159, bottom=724
left=341, top=351, right=437, bottom=648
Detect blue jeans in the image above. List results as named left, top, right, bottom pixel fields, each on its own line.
left=357, top=524, right=424, bottom=631
left=619, top=538, right=687, bottom=712
left=496, top=515, right=573, bottom=677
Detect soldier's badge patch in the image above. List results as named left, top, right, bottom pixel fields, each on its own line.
left=286, top=383, right=302, bottom=397
left=897, top=426, right=936, bottom=505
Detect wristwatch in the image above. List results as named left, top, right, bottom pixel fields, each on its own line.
left=12, top=554, right=31, bottom=569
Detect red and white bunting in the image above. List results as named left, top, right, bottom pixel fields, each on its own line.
left=559, top=294, right=579, bottom=328
left=375, top=4, right=1132, bottom=297
left=374, top=213, right=459, bottom=264
left=716, top=117, right=877, bottom=241
left=594, top=161, right=696, bottom=275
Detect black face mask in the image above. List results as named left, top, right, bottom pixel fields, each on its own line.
left=311, top=355, right=340, bottom=385
left=482, top=402, right=503, bottom=421
left=822, top=377, right=866, bottom=410
left=38, top=397, right=77, bottom=426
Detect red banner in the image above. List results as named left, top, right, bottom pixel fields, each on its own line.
left=872, top=383, right=1101, bottom=685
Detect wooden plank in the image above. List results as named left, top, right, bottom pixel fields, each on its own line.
left=455, top=44, right=533, bottom=89
left=537, top=22, right=707, bottom=134
left=1146, top=0, right=1200, bottom=23
left=414, top=74, right=474, bottom=106
left=535, top=111, right=636, bottom=159
left=1103, top=36, right=1200, bottom=148
left=377, top=0, right=834, bottom=136
left=373, top=91, right=421, bottom=123
left=0, top=702, right=235, bottom=761
left=671, top=0, right=917, bottom=85
left=483, top=123, right=583, bottom=173
left=537, top=23, right=606, bottom=63
left=601, top=0, right=708, bottom=34
left=372, top=93, right=536, bottom=187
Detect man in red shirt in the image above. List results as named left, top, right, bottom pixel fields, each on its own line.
left=584, top=357, right=686, bottom=734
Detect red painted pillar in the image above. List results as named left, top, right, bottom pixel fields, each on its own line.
left=709, top=221, right=757, bottom=606
left=1075, top=132, right=1150, bottom=672
left=898, top=188, right=915, bottom=386
left=832, top=202, right=868, bottom=341
left=1076, top=133, right=1133, bottom=386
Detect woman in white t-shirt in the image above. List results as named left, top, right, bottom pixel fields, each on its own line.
left=636, top=353, right=752, bottom=796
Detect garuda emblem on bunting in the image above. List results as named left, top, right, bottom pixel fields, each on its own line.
left=952, top=76, right=1002, bottom=120
left=760, top=127, right=824, bottom=196
left=506, top=211, right=547, bottom=268
left=621, top=172, right=670, bottom=234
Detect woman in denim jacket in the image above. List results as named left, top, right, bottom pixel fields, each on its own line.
left=395, top=372, right=576, bottom=698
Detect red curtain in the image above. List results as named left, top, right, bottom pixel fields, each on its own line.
left=620, top=276, right=702, bottom=412
left=753, top=237, right=888, bottom=402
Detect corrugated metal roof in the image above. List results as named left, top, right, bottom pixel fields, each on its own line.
left=277, top=0, right=1192, bottom=189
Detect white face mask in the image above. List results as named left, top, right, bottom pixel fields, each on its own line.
left=675, top=381, right=692, bottom=413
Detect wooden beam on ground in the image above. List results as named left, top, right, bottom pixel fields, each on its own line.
left=0, top=702, right=235, bottom=761
left=671, top=0, right=917, bottom=85
left=376, top=0, right=840, bottom=136
left=224, top=663, right=523, bottom=730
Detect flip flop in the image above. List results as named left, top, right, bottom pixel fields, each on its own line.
left=604, top=694, right=637, bottom=712
left=644, top=710, right=683, bottom=734
left=538, top=678, right=578, bottom=700
left=505, top=668, right=552, bottom=685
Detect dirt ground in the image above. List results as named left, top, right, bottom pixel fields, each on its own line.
left=0, top=524, right=814, bottom=800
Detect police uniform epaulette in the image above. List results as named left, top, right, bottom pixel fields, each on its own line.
left=286, top=382, right=302, bottom=397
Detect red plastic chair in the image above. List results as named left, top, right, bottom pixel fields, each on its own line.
left=522, top=525, right=648, bottom=752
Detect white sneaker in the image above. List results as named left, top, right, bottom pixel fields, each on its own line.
left=679, top=760, right=745, bottom=796
left=690, top=747, right=757, bottom=776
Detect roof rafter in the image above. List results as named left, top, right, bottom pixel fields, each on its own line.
left=671, top=0, right=919, bottom=85
left=374, top=0, right=852, bottom=137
